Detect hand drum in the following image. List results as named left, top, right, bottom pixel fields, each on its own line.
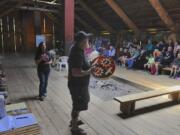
left=91, top=56, right=115, bottom=79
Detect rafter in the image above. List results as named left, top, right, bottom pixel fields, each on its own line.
left=105, top=0, right=139, bottom=34
left=44, top=13, right=61, bottom=26
left=19, top=6, right=59, bottom=13
left=75, top=14, right=97, bottom=33
left=78, top=0, right=116, bottom=33
left=0, top=0, right=8, bottom=7
left=0, top=1, right=24, bottom=18
left=149, top=0, right=177, bottom=32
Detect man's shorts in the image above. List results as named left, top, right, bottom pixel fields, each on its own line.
left=68, top=85, right=90, bottom=111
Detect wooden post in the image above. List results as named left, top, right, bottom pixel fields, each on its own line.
left=169, top=93, right=180, bottom=102
left=0, top=18, right=4, bottom=54
left=65, top=0, right=74, bottom=55
left=148, top=0, right=176, bottom=32
left=105, top=0, right=140, bottom=35
left=120, top=101, right=135, bottom=115
left=13, top=17, right=17, bottom=52
left=34, top=11, right=41, bottom=35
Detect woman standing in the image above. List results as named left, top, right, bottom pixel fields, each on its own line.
left=35, top=42, right=52, bottom=101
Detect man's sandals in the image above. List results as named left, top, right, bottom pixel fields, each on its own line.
left=69, top=120, right=84, bottom=127
left=71, top=127, right=87, bottom=135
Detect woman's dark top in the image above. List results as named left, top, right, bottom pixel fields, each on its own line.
left=173, top=58, right=180, bottom=67
left=134, top=52, right=148, bottom=69
left=35, top=51, right=51, bottom=71
left=68, top=45, right=90, bottom=86
left=160, top=51, right=174, bottom=66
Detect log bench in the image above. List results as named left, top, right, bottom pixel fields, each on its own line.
left=114, top=86, right=180, bottom=115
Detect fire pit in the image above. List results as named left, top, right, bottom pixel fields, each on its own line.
left=89, top=77, right=149, bottom=101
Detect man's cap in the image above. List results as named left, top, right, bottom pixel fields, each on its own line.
left=75, top=31, right=92, bottom=42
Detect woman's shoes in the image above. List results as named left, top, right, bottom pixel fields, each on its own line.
left=39, top=93, right=47, bottom=101
left=39, top=95, right=46, bottom=101
left=39, top=96, right=44, bottom=101
left=43, top=93, right=47, bottom=97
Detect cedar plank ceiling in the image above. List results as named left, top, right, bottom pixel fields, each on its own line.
left=75, top=0, right=180, bottom=32
left=115, top=0, right=180, bottom=30
left=0, top=0, right=180, bottom=33
left=75, top=0, right=128, bottom=32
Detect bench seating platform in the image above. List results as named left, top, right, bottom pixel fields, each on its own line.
left=114, top=86, right=180, bottom=115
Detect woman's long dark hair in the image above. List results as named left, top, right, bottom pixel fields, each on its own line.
left=35, top=42, right=45, bottom=57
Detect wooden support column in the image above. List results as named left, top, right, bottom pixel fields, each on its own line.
left=34, top=11, right=41, bottom=35
left=105, top=0, right=139, bottom=35
left=149, top=0, right=176, bottom=32
left=65, top=0, right=74, bottom=55
left=78, top=0, right=116, bottom=33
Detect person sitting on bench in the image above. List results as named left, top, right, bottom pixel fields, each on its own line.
left=169, top=53, right=180, bottom=79
left=155, top=46, right=174, bottom=75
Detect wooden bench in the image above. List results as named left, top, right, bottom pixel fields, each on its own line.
left=114, top=86, right=180, bottom=115
left=162, top=67, right=171, bottom=74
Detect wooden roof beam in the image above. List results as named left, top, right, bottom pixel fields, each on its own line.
left=75, top=14, right=97, bottom=34
left=149, top=0, right=177, bottom=32
left=19, top=6, right=59, bottom=13
left=105, top=0, right=140, bottom=34
left=78, top=0, right=116, bottom=33
left=34, top=0, right=62, bottom=6
left=0, top=1, right=24, bottom=18
left=0, top=0, right=8, bottom=7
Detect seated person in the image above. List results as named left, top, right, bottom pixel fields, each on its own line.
left=144, top=53, right=155, bottom=71
left=145, top=40, right=154, bottom=55
left=169, top=53, right=180, bottom=78
left=153, top=49, right=161, bottom=59
left=108, top=45, right=116, bottom=60
left=174, top=41, right=180, bottom=56
left=134, top=50, right=147, bottom=69
left=155, top=41, right=164, bottom=51
left=116, top=47, right=124, bottom=65
left=153, top=48, right=162, bottom=65
left=118, top=48, right=131, bottom=67
left=103, top=47, right=109, bottom=57
left=155, top=46, right=174, bottom=75
left=126, top=46, right=140, bottom=69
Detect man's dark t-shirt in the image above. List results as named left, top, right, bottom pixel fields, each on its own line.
left=68, top=45, right=90, bottom=86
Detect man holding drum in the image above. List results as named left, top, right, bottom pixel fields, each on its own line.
left=68, top=31, right=92, bottom=135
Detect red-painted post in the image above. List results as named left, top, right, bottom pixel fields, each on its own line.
left=65, top=0, right=74, bottom=55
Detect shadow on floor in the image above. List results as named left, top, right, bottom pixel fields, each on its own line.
left=118, top=101, right=179, bottom=119
left=18, top=96, right=39, bottom=102
left=112, top=76, right=153, bottom=91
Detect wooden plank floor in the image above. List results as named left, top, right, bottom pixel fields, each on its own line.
left=2, top=54, right=180, bottom=135
left=115, top=66, right=180, bottom=90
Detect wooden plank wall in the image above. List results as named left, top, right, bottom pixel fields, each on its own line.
left=0, top=11, right=61, bottom=53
